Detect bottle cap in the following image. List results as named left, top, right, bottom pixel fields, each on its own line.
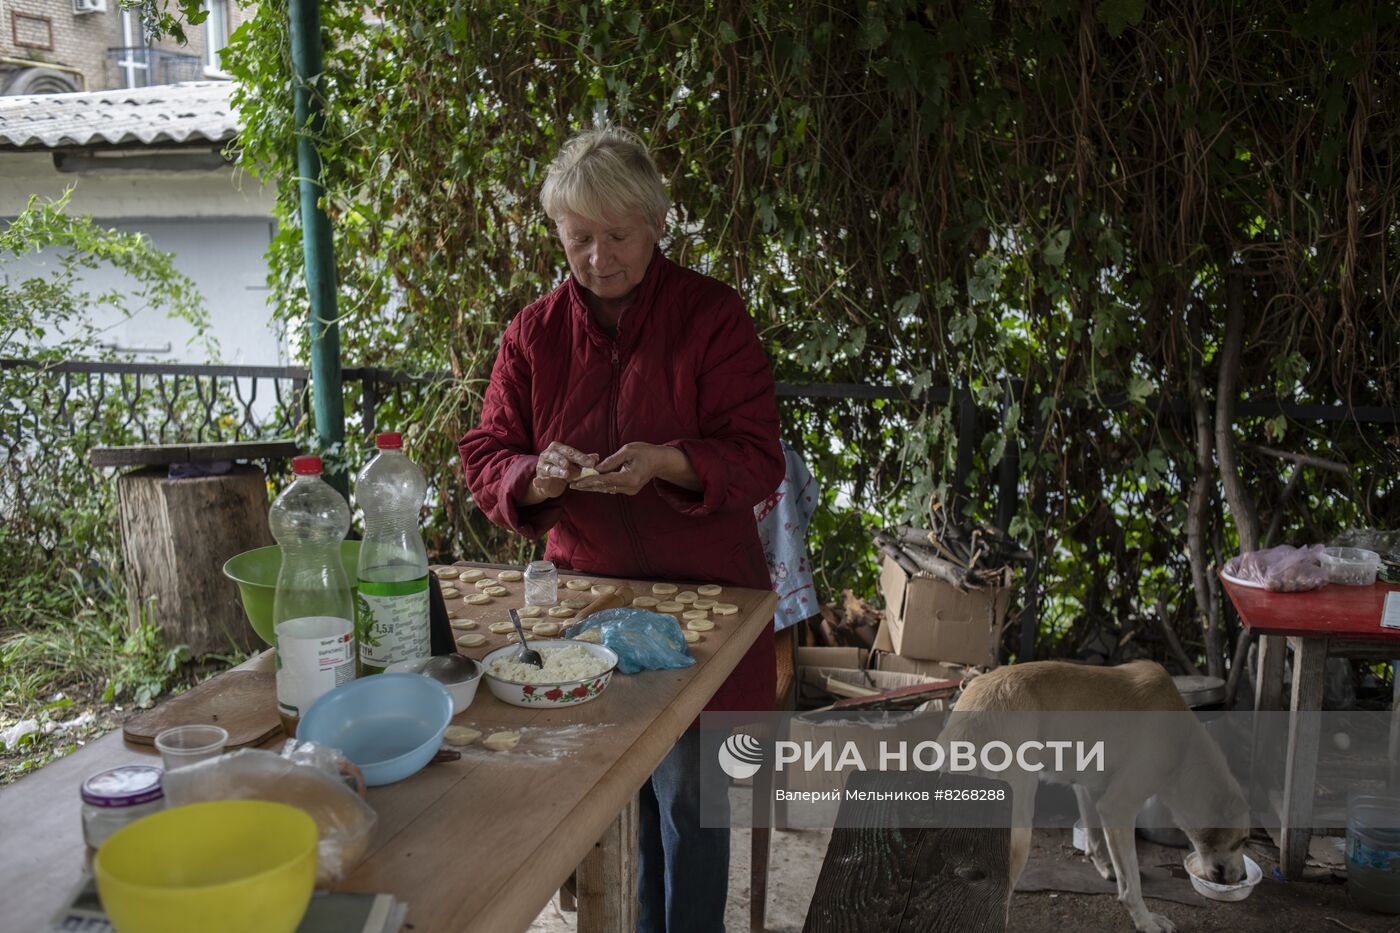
left=292, top=455, right=323, bottom=475
left=376, top=432, right=404, bottom=450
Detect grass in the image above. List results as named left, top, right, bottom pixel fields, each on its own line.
left=0, top=554, right=245, bottom=785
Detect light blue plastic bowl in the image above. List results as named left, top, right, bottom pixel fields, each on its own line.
left=296, top=673, right=453, bottom=786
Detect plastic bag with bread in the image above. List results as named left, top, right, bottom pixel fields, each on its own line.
left=162, top=740, right=376, bottom=884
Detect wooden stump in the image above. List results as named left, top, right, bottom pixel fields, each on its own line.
left=116, top=464, right=272, bottom=657
left=803, top=770, right=1010, bottom=933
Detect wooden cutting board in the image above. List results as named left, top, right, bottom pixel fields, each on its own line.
left=123, top=670, right=283, bottom=749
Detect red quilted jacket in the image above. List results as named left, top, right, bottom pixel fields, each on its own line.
left=459, top=250, right=784, bottom=712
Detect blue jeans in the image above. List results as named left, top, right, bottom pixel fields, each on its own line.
left=637, top=729, right=730, bottom=933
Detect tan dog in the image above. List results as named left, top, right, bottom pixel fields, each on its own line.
left=943, top=660, right=1249, bottom=933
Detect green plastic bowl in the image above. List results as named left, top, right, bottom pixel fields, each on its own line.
left=223, top=540, right=360, bottom=646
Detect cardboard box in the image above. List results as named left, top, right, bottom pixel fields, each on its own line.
left=877, top=555, right=1012, bottom=666
left=869, top=649, right=968, bottom=681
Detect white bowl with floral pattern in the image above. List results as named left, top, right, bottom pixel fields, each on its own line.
left=480, top=639, right=619, bottom=708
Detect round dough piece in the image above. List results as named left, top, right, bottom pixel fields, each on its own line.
left=488, top=621, right=517, bottom=634
left=632, top=596, right=660, bottom=608
left=547, top=606, right=575, bottom=618
left=510, top=631, right=539, bottom=642
left=474, top=579, right=496, bottom=590
left=443, top=726, right=482, bottom=746
left=651, top=582, right=678, bottom=596
left=450, top=618, right=478, bottom=631
left=712, top=603, right=739, bottom=616
left=465, top=593, right=492, bottom=605
left=565, top=578, right=593, bottom=591
left=433, top=567, right=460, bottom=579
left=497, top=569, right=523, bottom=582
left=482, top=585, right=509, bottom=597
left=531, top=621, right=562, bottom=637
left=458, top=568, right=486, bottom=582
left=482, top=731, right=520, bottom=751
left=439, top=585, right=461, bottom=599
left=693, top=599, right=716, bottom=610
left=686, top=618, right=715, bottom=632
left=561, top=597, right=590, bottom=609
left=456, top=633, right=486, bottom=647
left=517, top=605, right=544, bottom=618
left=574, top=629, right=602, bottom=643
left=655, top=601, right=684, bottom=613
left=675, top=591, right=698, bottom=604
left=682, top=609, right=709, bottom=621
left=683, top=629, right=702, bottom=644
left=697, top=584, right=723, bottom=597
left=590, top=584, right=616, bottom=597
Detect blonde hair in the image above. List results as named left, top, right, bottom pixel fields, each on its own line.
left=540, top=125, right=669, bottom=231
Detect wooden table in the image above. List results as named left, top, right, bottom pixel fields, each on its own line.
left=0, top=564, right=777, bottom=932
left=1221, top=574, right=1400, bottom=879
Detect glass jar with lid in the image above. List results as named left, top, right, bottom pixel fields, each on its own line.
left=81, top=764, right=165, bottom=869
left=524, top=559, right=558, bottom=607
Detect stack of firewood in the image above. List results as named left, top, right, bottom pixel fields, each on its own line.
left=873, top=515, right=1031, bottom=592
left=798, top=590, right=883, bottom=648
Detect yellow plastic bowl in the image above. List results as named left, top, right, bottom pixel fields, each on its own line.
left=94, top=800, right=318, bottom=933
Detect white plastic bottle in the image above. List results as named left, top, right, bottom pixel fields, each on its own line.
left=355, top=432, right=431, bottom=674
left=270, top=455, right=356, bottom=732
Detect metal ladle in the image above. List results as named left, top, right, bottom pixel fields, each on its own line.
left=508, top=608, right=545, bottom=668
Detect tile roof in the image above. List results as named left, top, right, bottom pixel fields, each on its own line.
left=0, top=81, right=237, bottom=150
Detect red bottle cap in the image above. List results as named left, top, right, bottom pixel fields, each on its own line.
left=376, top=432, right=403, bottom=450
left=292, top=455, right=323, bottom=475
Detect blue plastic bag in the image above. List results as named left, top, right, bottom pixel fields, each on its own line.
left=567, top=608, right=695, bottom=675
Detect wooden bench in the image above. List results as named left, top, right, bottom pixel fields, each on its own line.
left=90, top=441, right=298, bottom=656
left=803, top=769, right=1011, bottom=933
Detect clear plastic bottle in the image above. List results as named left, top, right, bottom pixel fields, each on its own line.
left=355, top=432, right=431, bottom=674
left=270, top=455, right=357, bottom=733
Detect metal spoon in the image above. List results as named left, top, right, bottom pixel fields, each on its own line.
left=421, top=653, right=477, bottom=684
left=509, top=608, right=545, bottom=668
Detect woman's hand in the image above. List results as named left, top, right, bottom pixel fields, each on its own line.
left=570, top=442, right=699, bottom=495
left=520, top=442, right=599, bottom=505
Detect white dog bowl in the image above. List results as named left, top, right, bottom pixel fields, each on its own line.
left=1184, top=851, right=1262, bottom=902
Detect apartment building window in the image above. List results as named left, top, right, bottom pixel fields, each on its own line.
left=114, top=9, right=149, bottom=89
left=204, top=0, right=229, bottom=76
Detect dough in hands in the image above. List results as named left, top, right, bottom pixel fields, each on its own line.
left=482, top=731, right=520, bottom=751
left=576, top=467, right=599, bottom=479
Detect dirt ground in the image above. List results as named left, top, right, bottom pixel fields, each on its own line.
left=527, top=788, right=1400, bottom=933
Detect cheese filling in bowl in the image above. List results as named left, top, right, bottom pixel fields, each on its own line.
left=480, top=639, right=620, bottom=708
left=488, top=644, right=610, bottom=684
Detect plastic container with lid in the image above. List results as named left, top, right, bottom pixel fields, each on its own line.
left=524, top=560, right=558, bottom=607
left=81, top=764, right=165, bottom=866
left=1322, top=547, right=1381, bottom=586
left=1347, top=794, right=1400, bottom=913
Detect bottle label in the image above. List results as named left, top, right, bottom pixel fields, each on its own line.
left=356, top=575, right=431, bottom=672
left=274, top=615, right=357, bottom=718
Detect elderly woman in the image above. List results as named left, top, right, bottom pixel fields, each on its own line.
left=459, top=125, right=784, bottom=931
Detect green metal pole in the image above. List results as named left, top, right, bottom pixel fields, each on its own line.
left=289, top=0, right=347, bottom=497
